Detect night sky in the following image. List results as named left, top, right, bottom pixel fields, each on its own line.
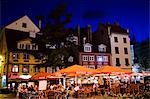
left=1, top=0, right=149, bottom=42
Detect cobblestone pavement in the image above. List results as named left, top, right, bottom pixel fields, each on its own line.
left=0, top=94, right=148, bottom=99
left=0, top=94, right=16, bottom=99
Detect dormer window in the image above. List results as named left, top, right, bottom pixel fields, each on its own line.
left=18, top=43, right=25, bottom=49
left=84, top=43, right=92, bottom=52
left=22, top=23, right=27, bottom=28
left=98, top=44, right=106, bottom=52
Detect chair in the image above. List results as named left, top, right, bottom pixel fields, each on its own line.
left=48, top=91, right=56, bottom=99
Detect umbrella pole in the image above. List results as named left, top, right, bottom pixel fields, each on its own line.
left=75, top=76, right=77, bottom=85
left=62, top=74, right=66, bottom=89
left=59, top=78, right=61, bottom=85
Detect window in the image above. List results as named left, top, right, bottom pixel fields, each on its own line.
left=97, top=56, right=103, bottom=62
left=32, top=44, right=36, bottom=50
left=116, top=58, right=120, bottom=66
left=103, top=56, right=108, bottom=62
left=35, top=67, right=40, bottom=72
left=88, top=65, right=95, bottom=69
left=98, top=44, right=106, bottom=52
left=12, top=53, right=20, bottom=59
left=125, top=58, right=129, bottom=66
left=23, top=53, right=30, bottom=59
left=114, top=37, right=118, bottom=42
left=26, top=44, right=30, bottom=50
left=82, top=55, right=88, bottom=61
left=124, top=48, right=128, bottom=54
left=123, top=38, right=127, bottom=43
left=84, top=43, right=92, bottom=52
left=89, top=56, right=94, bottom=61
left=84, top=46, right=91, bottom=52
left=115, top=47, right=119, bottom=54
left=22, top=65, right=29, bottom=73
left=12, top=65, right=19, bottom=73
left=19, top=44, right=25, bottom=49
left=22, top=23, right=27, bottom=28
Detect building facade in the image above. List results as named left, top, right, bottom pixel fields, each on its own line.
left=93, top=23, right=132, bottom=70
left=0, top=15, right=46, bottom=88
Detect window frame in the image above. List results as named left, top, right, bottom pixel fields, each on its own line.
left=35, top=67, right=40, bottom=72
left=114, top=37, right=118, bottom=42
left=97, top=56, right=103, bottom=62
left=103, top=56, right=108, bottom=62
left=23, top=53, right=30, bottom=59
left=12, top=64, right=19, bottom=73
left=124, top=48, right=128, bottom=54
left=123, top=38, right=127, bottom=43
left=89, top=56, right=95, bottom=61
left=82, top=55, right=88, bottom=61
left=12, top=53, right=20, bottom=59
left=125, top=58, right=129, bottom=66
left=116, top=58, right=121, bottom=66
left=22, top=64, right=29, bottom=73
left=22, top=23, right=27, bottom=28
left=115, top=47, right=119, bottom=54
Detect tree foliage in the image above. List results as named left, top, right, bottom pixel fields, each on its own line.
left=36, top=3, right=78, bottom=68
left=134, top=38, right=150, bottom=70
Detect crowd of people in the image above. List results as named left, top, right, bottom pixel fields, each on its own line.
left=15, top=75, right=150, bottom=99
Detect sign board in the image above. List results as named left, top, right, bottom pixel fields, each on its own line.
left=38, top=80, right=47, bottom=90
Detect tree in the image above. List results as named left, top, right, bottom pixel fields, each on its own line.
left=134, top=38, right=150, bottom=70
left=37, top=3, right=78, bottom=69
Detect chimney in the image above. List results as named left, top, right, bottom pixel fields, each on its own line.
left=108, top=26, right=111, bottom=36
left=127, top=29, right=129, bottom=33
left=77, top=24, right=80, bottom=46
left=87, top=24, right=92, bottom=43
left=39, top=20, right=42, bottom=29
left=83, top=37, right=86, bottom=45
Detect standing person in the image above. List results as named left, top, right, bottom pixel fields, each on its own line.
left=74, top=84, right=80, bottom=98
left=17, top=84, right=22, bottom=98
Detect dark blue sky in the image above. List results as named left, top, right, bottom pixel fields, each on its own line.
left=1, top=0, right=149, bottom=42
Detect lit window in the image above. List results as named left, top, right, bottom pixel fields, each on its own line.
left=97, top=56, right=103, bottom=62
left=12, top=65, right=19, bottom=73
left=82, top=55, right=88, bottom=61
left=89, top=56, right=94, bottom=61
left=12, top=53, right=20, bottom=59
left=22, top=65, right=29, bottom=73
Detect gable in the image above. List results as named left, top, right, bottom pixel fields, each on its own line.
left=84, top=43, right=92, bottom=47
left=5, top=15, right=40, bottom=33
left=98, top=44, right=106, bottom=48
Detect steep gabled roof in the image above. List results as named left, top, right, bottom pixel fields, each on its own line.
left=5, top=15, right=40, bottom=33
left=4, top=29, right=29, bottom=51
left=100, top=23, right=128, bottom=34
